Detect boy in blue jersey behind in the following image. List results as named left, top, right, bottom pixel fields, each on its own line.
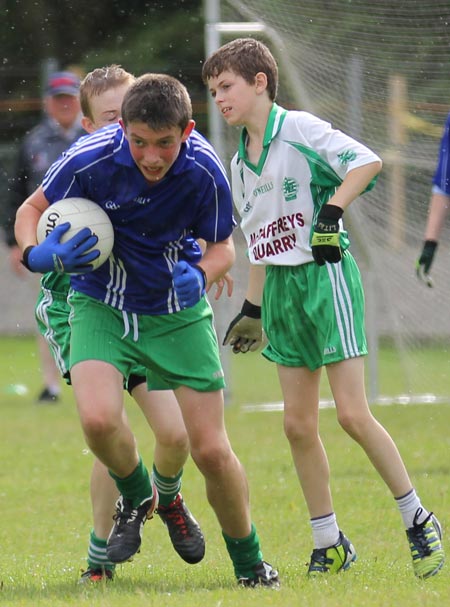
left=15, top=73, right=279, bottom=587
left=416, top=112, right=450, bottom=286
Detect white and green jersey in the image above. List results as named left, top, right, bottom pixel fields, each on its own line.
left=231, top=103, right=381, bottom=266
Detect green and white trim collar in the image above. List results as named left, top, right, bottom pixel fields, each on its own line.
left=238, top=103, right=288, bottom=172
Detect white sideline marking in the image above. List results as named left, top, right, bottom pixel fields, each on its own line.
left=242, top=394, right=450, bottom=412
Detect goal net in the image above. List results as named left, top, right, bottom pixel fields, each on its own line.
left=206, top=0, right=450, bottom=403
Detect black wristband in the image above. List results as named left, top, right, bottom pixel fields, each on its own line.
left=241, top=298, right=261, bottom=319
left=318, top=204, right=344, bottom=221
left=423, top=240, right=438, bottom=255
left=21, top=245, right=35, bottom=271
left=194, top=264, right=207, bottom=288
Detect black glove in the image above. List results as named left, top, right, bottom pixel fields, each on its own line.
left=416, top=240, right=437, bottom=287
left=223, top=299, right=263, bottom=353
left=311, top=204, right=343, bottom=266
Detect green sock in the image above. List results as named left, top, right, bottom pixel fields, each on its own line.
left=87, top=530, right=115, bottom=571
left=109, top=456, right=153, bottom=508
left=152, top=464, right=182, bottom=507
left=223, top=523, right=263, bottom=579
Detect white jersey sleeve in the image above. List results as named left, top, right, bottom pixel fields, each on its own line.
left=231, top=107, right=381, bottom=266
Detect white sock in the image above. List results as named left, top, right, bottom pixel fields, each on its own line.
left=395, top=488, right=429, bottom=528
left=311, top=513, right=340, bottom=549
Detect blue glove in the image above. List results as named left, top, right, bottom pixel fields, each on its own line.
left=172, top=260, right=206, bottom=308
left=22, top=222, right=100, bottom=274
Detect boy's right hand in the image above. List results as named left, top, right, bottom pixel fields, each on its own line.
left=311, top=204, right=343, bottom=265
left=223, top=299, right=263, bottom=353
left=22, top=222, right=100, bottom=274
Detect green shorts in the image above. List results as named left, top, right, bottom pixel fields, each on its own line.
left=68, top=290, right=225, bottom=392
left=35, top=275, right=148, bottom=390
left=35, top=284, right=72, bottom=382
left=262, top=250, right=367, bottom=371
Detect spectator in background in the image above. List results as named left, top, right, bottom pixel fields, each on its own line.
left=416, top=113, right=450, bottom=287
left=2, top=70, right=84, bottom=403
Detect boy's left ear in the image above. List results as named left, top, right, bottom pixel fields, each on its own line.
left=255, top=72, right=268, bottom=93
left=81, top=116, right=95, bottom=134
left=182, top=120, right=196, bottom=141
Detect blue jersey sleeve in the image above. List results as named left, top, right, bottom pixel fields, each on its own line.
left=432, top=113, right=450, bottom=195
left=192, top=165, right=236, bottom=242
left=185, top=133, right=236, bottom=242
left=42, top=147, right=86, bottom=203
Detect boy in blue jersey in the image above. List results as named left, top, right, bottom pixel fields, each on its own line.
left=35, top=65, right=205, bottom=582
left=416, top=112, right=450, bottom=286
left=15, top=73, right=279, bottom=587
left=203, top=38, right=444, bottom=580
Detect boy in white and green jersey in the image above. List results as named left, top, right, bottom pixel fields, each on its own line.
left=203, top=37, right=444, bottom=580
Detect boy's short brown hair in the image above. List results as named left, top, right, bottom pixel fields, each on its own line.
left=80, top=65, right=135, bottom=121
left=202, top=38, right=278, bottom=101
left=121, top=73, right=192, bottom=132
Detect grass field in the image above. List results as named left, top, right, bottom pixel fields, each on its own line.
left=1, top=335, right=449, bottom=606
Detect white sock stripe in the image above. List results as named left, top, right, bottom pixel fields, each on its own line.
left=88, top=546, right=110, bottom=565
left=154, top=479, right=181, bottom=494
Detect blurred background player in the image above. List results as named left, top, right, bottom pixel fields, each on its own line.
left=416, top=112, right=450, bottom=287
left=35, top=65, right=205, bottom=582
left=2, top=69, right=84, bottom=403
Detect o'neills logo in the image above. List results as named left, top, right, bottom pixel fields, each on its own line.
left=44, top=210, right=62, bottom=237
left=253, top=181, right=274, bottom=196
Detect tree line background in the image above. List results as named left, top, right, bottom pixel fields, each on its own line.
left=0, top=0, right=206, bottom=144
left=2, top=0, right=449, bottom=148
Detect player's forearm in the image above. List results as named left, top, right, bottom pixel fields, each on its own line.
left=15, top=204, right=41, bottom=250
left=14, top=188, right=49, bottom=251
left=198, top=236, right=235, bottom=287
left=327, top=161, right=382, bottom=211
left=245, top=264, right=266, bottom=306
left=424, top=193, right=450, bottom=241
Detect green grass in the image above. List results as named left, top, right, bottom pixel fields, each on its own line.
left=1, top=336, right=449, bottom=606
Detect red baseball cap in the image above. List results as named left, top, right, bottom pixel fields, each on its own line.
left=46, top=71, right=80, bottom=96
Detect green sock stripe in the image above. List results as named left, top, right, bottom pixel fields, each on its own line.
left=109, top=456, right=153, bottom=507
left=87, top=529, right=115, bottom=570
left=90, top=529, right=107, bottom=548
left=153, top=464, right=182, bottom=506
left=223, top=523, right=263, bottom=579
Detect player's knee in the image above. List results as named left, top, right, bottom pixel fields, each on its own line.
left=190, top=440, right=231, bottom=476
left=283, top=413, right=316, bottom=445
left=336, top=409, right=370, bottom=440
left=157, top=428, right=189, bottom=454
left=80, top=411, right=120, bottom=442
